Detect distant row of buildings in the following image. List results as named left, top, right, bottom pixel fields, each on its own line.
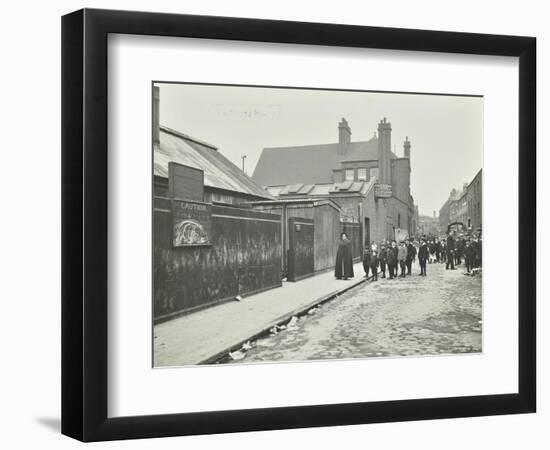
left=439, top=169, right=482, bottom=234
left=417, top=211, right=441, bottom=237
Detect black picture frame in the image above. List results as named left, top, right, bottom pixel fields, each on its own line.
left=61, top=8, right=536, bottom=442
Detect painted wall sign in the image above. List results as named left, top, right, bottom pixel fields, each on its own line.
left=375, top=183, right=393, bottom=198
left=172, top=199, right=212, bottom=246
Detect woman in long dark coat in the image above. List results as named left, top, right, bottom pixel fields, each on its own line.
left=335, top=232, right=354, bottom=280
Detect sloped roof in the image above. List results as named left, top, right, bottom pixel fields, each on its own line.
left=267, top=178, right=376, bottom=198
left=252, top=142, right=342, bottom=186
left=244, top=198, right=342, bottom=212
left=154, top=126, right=273, bottom=200
left=340, top=138, right=380, bottom=162
left=252, top=137, right=396, bottom=186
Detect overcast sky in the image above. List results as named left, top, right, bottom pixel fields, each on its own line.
left=157, top=82, right=483, bottom=216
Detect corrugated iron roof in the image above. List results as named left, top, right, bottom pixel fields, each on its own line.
left=244, top=197, right=342, bottom=212
left=154, top=126, right=273, bottom=200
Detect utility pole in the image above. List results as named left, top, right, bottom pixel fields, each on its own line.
left=241, top=155, right=247, bottom=174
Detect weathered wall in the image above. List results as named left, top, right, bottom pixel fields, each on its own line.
left=391, top=158, right=411, bottom=205
left=330, top=195, right=361, bottom=223
left=362, top=189, right=384, bottom=244
left=313, top=204, right=341, bottom=271
left=286, top=203, right=341, bottom=272
left=388, top=198, right=412, bottom=239
left=154, top=197, right=282, bottom=321
left=329, top=191, right=396, bottom=245
left=287, top=217, right=315, bottom=281
left=249, top=203, right=285, bottom=272
left=251, top=201, right=341, bottom=273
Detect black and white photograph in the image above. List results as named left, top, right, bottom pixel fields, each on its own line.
left=1, top=0, right=544, bottom=447
left=153, top=82, right=483, bottom=367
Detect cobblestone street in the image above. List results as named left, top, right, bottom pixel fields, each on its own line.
left=223, top=262, right=482, bottom=364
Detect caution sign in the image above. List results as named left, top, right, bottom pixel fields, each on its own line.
left=172, top=199, right=212, bottom=247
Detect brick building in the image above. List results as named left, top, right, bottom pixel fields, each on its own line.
left=438, top=169, right=482, bottom=234
left=467, top=169, right=483, bottom=231
left=438, top=188, right=459, bottom=233
left=252, top=117, right=417, bottom=244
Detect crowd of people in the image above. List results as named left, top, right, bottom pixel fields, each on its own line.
left=419, top=233, right=483, bottom=274
left=334, top=231, right=482, bottom=281
left=332, top=232, right=482, bottom=282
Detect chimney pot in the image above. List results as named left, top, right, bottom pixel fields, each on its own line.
left=403, top=136, right=411, bottom=159
left=377, top=117, right=392, bottom=184
left=338, top=117, right=352, bottom=152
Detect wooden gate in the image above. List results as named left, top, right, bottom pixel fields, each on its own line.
left=287, top=217, right=314, bottom=282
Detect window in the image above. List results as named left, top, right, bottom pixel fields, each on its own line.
left=345, top=169, right=355, bottom=181
left=398, top=213, right=401, bottom=228
left=357, top=168, right=367, bottom=181
left=370, top=167, right=379, bottom=179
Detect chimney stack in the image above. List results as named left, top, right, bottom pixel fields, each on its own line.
left=153, top=85, right=160, bottom=145
left=338, top=118, right=351, bottom=154
left=404, top=136, right=411, bottom=159
left=377, top=117, right=392, bottom=184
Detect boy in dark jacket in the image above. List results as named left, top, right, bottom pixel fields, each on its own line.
left=464, top=240, right=476, bottom=273
left=378, top=244, right=387, bottom=278
left=362, top=246, right=372, bottom=278
left=397, top=242, right=408, bottom=277
left=387, top=240, right=398, bottom=279
left=418, top=239, right=429, bottom=276
left=370, top=250, right=379, bottom=281
left=446, top=233, right=456, bottom=270
left=406, top=239, right=417, bottom=276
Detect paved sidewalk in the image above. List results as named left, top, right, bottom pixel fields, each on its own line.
left=154, top=261, right=366, bottom=366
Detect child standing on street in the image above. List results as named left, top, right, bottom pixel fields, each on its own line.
left=370, top=250, right=379, bottom=281
left=362, top=245, right=372, bottom=279
left=398, top=241, right=408, bottom=278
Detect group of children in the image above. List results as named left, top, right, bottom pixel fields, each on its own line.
left=362, top=239, right=419, bottom=281
left=363, top=233, right=483, bottom=281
